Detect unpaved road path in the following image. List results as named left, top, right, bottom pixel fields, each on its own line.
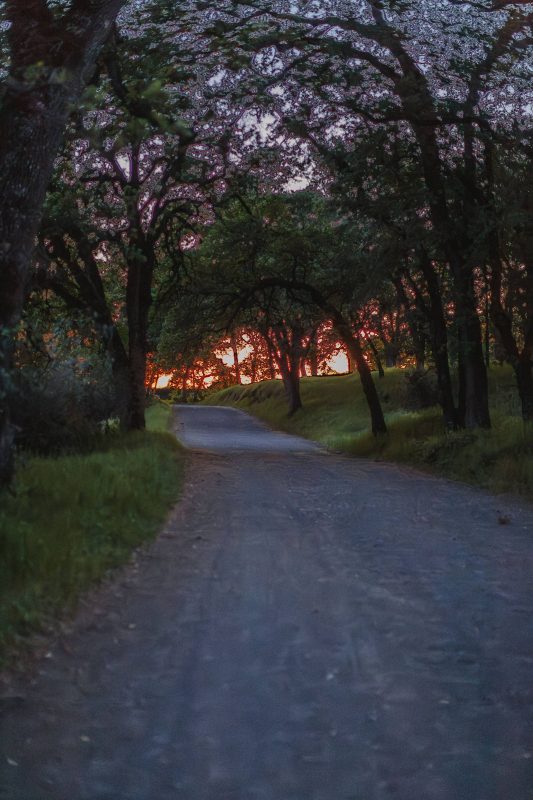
left=1, top=406, right=533, bottom=800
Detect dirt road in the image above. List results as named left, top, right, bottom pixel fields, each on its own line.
left=1, top=406, right=533, bottom=799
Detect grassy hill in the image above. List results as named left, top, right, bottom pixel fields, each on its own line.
left=206, top=367, right=533, bottom=498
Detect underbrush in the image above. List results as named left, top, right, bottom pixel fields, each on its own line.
left=0, top=403, right=184, bottom=665
left=207, top=367, right=533, bottom=498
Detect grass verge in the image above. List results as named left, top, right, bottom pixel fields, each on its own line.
left=206, top=368, right=533, bottom=498
left=0, top=402, right=184, bottom=666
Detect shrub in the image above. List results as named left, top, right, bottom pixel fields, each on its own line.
left=403, top=369, right=440, bottom=410
left=12, top=356, right=117, bottom=455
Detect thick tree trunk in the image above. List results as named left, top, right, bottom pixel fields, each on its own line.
left=455, top=300, right=491, bottom=429
left=384, top=345, right=398, bottom=369
left=282, top=369, right=303, bottom=416
left=275, top=350, right=303, bottom=416
left=127, top=337, right=147, bottom=430
left=515, top=357, right=533, bottom=423
left=417, top=254, right=457, bottom=430
left=0, top=0, right=125, bottom=484
left=308, top=351, right=319, bottom=377
left=107, top=328, right=132, bottom=429
left=125, top=245, right=154, bottom=430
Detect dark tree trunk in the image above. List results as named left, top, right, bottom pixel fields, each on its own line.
left=308, top=351, right=319, bottom=377
left=107, top=328, right=132, bottom=429
left=393, top=274, right=426, bottom=372
left=344, top=335, right=387, bottom=435
left=367, top=338, right=385, bottom=378
left=411, top=118, right=490, bottom=429
left=0, top=0, right=125, bottom=485
left=488, top=230, right=533, bottom=423
left=417, top=253, right=458, bottom=430
left=484, top=284, right=491, bottom=369
left=281, top=367, right=303, bottom=416
left=230, top=333, right=241, bottom=385
left=455, top=297, right=491, bottom=430
left=456, top=327, right=467, bottom=428
left=127, top=337, right=147, bottom=429
left=267, top=348, right=276, bottom=380
left=515, top=357, right=533, bottom=423
left=384, top=345, right=398, bottom=369
left=491, top=306, right=533, bottom=423
left=125, top=243, right=154, bottom=430
left=181, top=368, right=190, bottom=402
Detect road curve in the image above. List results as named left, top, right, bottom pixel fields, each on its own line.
left=1, top=405, right=533, bottom=800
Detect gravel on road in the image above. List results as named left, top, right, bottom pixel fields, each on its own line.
left=1, top=405, right=532, bottom=800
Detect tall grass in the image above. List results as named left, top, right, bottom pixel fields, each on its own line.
left=0, top=403, right=184, bottom=664
left=207, top=367, right=533, bottom=498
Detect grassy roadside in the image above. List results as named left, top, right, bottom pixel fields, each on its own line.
left=0, top=402, right=185, bottom=666
left=206, top=368, right=533, bottom=498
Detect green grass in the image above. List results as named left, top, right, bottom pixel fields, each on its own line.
left=206, top=366, right=533, bottom=498
left=0, top=402, right=184, bottom=665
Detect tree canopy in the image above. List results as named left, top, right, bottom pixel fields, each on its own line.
left=1, top=0, right=533, bottom=483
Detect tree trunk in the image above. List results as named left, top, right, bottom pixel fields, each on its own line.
left=230, top=333, right=241, bottom=384
left=128, top=336, right=147, bottom=429
left=344, top=336, right=387, bottom=435
left=384, top=345, right=398, bottom=368
left=280, top=365, right=303, bottom=416
left=417, top=254, right=458, bottom=430
left=107, top=328, right=132, bottom=429
left=515, top=357, right=533, bottom=423
left=0, top=0, right=125, bottom=485
left=267, top=347, right=276, bottom=380
left=411, top=122, right=490, bottom=429
left=346, top=351, right=354, bottom=374
left=367, top=338, right=385, bottom=378
left=125, top=244, right=154, bottom=430
left=455, top=299, right=491, bottom=430
left=488, top=232, right=533, bottom=423
left=272, top=283, right=388, bottom=435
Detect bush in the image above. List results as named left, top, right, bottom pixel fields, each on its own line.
left=402, top=369, right=440, bottom=410
left=12, top=356, right=117, bottom=455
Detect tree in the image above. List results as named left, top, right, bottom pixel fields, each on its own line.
left=0, top=0, right=127, bottom=483
left=211, top=0, right=533, bottom=428
left=184, top=191, right=388, bottom=432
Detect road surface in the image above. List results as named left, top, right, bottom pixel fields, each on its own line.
left=1, top=405, right=533, bottom=800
